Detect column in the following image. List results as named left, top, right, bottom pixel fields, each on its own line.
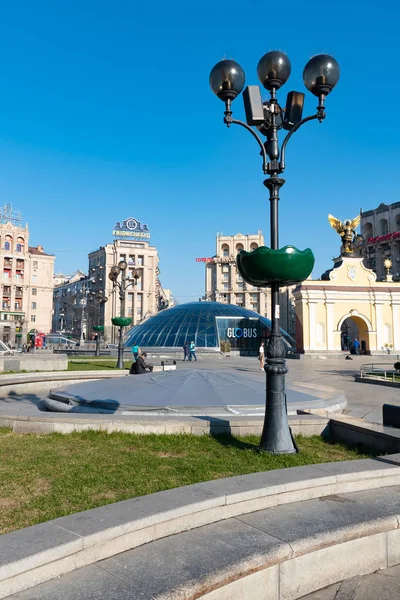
left=392, top=303, right=400, bottom=352
left=308, top=301, right=317, bottom=351
left=375, top=302, right=384, bottom=351
left=326, top=302, right=335, bottom=351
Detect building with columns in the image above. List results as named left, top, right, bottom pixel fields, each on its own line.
left=204, top=232, right=296, bottom=337
left=294, top=256, right=400, bottom=354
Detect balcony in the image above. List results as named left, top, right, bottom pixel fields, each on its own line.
left=2, top=302, right=11, bottom=310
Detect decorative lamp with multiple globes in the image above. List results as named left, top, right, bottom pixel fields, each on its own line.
left=209, top=50, right=340, bottom=455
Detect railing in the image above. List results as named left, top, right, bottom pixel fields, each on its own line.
left=360, top=362, right=400, bottom=382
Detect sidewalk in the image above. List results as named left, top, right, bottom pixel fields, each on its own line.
left=301, top=564, right=400, bottom=599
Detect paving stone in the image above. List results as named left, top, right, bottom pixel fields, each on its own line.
left=354, top=571, right=400, bottom=600
left=0, top=522, right=82, bottom=580
left=197, top=464, right=336, bottom=505
left=52, top=483, right=225, bottom=547
left=237, top=487, right=400, bottom=555
left=98, top=517, right=291, bottom=599
left=297, top=582, right=341, bottom=599
left=9, top=564, right=150, bottom=599
left=311, top=458, right=400, bottom=481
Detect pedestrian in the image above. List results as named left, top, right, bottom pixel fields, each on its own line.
left=131, top=343, right=139, bottom=361
left=353, top=338, right=360, bottom=356
left=189, top=341, right=197, bottom=361
left=183, top=341, right=190, bottom=361
left=259, top=341, right=265, bottom=370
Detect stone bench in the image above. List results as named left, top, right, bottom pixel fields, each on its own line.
left=2, top=456, right=400, bottom=599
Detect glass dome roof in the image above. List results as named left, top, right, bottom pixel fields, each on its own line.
left=124, top=301, right=294, bottom=349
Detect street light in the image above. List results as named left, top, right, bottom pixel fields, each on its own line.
left=16, top=316, right=25, bottom=350
left=109, top=261, right=141, bottom=369
left=210, top=52, right=339, bottom=454
left=88, top=289, right=108, bottom=356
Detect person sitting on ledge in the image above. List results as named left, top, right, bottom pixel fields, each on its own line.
left=129, top=351, right=154, bottom=374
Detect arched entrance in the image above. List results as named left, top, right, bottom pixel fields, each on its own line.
left=339, top=314, right=371, bottom=354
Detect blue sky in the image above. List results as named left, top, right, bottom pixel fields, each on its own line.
left=0, top=0, right=399, bottom=300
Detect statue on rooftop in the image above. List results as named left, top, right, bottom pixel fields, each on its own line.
left=328, top=214, right=363, bottom=255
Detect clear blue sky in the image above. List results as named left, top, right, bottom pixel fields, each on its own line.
left=0, top=0, right=399, bottom=300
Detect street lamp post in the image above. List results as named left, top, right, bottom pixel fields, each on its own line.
left=16, top=316, right=25, bottom=350
left=210, top=52, right=339, bottom=454
left=88, top=289, right=108, bottom=356
left=109, top=260, right=141, bottom=369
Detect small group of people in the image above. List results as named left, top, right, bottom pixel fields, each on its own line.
left=182, top=341, right=197, bottom=362
left=129, top=344, right=154, bottom=375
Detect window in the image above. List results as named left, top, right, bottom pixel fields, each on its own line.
left=222, top=274, right=229, bottom=282
left=250, top=243, right=258, bottom=251
left=251, top=293, right=258, bottom=301
left=128, top=255, right=135, bottom=264
left=15, top=302, right=20, bottom=310
left=137, top=256, right=144, bottom=266
left=31, top=315, right=36, bottom=322
left=16, top=244, right=22, bottom=252
left=222, top=248, right=229, bottom=257
left=32, top=275, right=37, bottom=282
left=33, top=261, right=38, bottom=269
left=32, top=288, right=37, bottom=296
left=32, top=302, right=37, bottom=310
left=223, top=283, right=229, bottom=291
left=4, top=242, right=10, bottom=251
left=237, top=282, right=244, bottom=290
left=222, top=265, right=229, bottom=273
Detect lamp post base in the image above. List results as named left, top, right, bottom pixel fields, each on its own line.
left=259, top=329, right=297, bottom=454
left=116, top=327, right=124, bottom=369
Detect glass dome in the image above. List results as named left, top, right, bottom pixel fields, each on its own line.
left=124, top=301, right=294, bottom=350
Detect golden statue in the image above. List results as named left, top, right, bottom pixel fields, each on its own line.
left=328, top=214, right=361, bottom=254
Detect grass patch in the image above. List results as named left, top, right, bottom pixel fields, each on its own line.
left=0, top=429, right=375, bottom=534
left=67, top=360, right=131, bottom=371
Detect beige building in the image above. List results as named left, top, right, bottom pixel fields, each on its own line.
left=204, top=232, right=296, bottom=337
left=0, top=205, right=55, bottom=345
left=294, top=256, right=400, bottom=354
left=88, top=216, right=169, bottom=342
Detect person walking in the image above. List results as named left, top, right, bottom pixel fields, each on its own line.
left=353, top=338, right=360, bottom=356
left=189, top=341, right=197, bottom=362
left=183, top=341, right=190, bottom=361
left=131, top=343, right=139, bottom=361
left=259, top=341, right=265, bottom=370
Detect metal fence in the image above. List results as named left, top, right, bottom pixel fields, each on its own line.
left=360, top=362, right=400, bottom=382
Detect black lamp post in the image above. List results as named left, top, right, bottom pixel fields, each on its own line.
left=210, top=52, right=339, bottom=454
left=88, top=289, right=108, bottom=356
left=109, top=260, right=141, bottom=369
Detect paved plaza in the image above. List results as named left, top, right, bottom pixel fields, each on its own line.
left=0, top=354, right=398, bottom=423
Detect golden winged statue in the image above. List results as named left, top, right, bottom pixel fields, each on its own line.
left=328, top=214, right=361, bottom=254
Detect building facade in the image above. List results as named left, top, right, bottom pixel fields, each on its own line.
left=52, top=271, right=89, bottom=338
left=88, top=216, right=170, bottom=343
left=294, top=256, right=400, bottom=354
left=203, top=232, right=296, bottom=337
left=0, top=205, right=55, bottom=345
left=361, top=201, right=400, bottom=280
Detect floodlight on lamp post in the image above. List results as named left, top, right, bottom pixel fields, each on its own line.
left=210, top=52, right=340, bottom=454
left=109, top=262, right=142, bottom=369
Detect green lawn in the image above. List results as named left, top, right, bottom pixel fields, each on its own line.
left=67, top=359, right=131, bottom=370
left=0, top=428, right=375, bottom=534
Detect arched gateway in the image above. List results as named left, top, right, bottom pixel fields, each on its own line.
left=293, top=256, right=400, bottom=354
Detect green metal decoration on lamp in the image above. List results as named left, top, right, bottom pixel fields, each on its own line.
left=237, top=246, right=315, bottom=287
left=93, top=325, right=105, bottom=332
left=111, top=317, right=132, bottom=328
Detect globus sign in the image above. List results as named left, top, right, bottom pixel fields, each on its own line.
left=226, top=327, right=258, bottom=339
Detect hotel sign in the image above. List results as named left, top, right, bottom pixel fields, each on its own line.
left=113, top=217, right=150, bottom=240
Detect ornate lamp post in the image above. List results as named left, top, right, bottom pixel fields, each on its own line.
left=16, top=316, right=25, bottom=350
left=109, top=260, right=141, bottom=369
left=88, top=289, right=108, bottom=356
left=210, top=52, right=340, bottom=454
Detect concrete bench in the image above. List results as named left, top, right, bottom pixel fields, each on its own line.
left=2, top=456, right=400, bottom=599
